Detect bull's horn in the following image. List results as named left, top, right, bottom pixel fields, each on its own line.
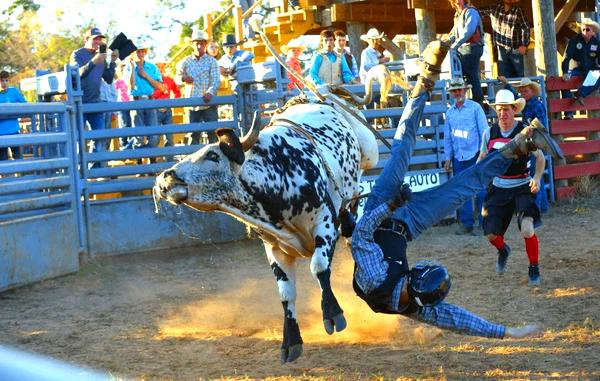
left=240, top=111, right=261, bottom=151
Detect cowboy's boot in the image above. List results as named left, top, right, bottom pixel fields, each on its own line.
left=411, top=40, right=451, bottom=98
left=499, top=118, right=564, bottom=160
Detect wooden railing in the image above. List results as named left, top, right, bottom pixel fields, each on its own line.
left=546, top=76, right=600, bottom=199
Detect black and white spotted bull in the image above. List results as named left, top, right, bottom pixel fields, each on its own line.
left=154, top=90, right=378, bottom=363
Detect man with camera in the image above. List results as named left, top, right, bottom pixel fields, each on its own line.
left=70, top=27, right=117, bottom=165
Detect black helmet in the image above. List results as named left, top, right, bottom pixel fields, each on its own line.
left=408, top=260, right=451, bottom=307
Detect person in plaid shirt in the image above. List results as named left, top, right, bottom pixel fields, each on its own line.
left=348, top=40, right=562, bottom=339
left=177, top=29, right=220, bottom=144
left=480, top=0, right=530, bottom=78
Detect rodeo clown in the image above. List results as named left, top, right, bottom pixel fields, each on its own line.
left=347, top=39, right=563, bottom=338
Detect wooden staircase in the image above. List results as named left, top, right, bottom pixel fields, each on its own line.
left=243, top=7, right=321, bottom=63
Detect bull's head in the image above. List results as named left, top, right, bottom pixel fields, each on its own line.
left=154, top=113, right=261, bottom=211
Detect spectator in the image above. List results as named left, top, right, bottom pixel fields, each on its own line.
left=100, top=78, right=118, bottom=133
left=153, top=63, right=182, bottom=153
left=281, top=40, right=306, bottom=90
left=177, top=29, right=220, bottom=145
left=232, top=0, right=255, bottom=40
left=130, top=42, right=164, bottom=151
left=443, top=77, right=488, bottom=235
left=478, top=89, right=546, bottom=286
left=114, top=62, right=134, bottom=150
left=480, top=0, right=530, bottom=78
left=207, top=40, right=221, bottom=60
left=499, top=76, right=549, bottom=213
left=219, top=34, right=254, bottom=78
left=359, top=28, right=390, bottom=83
left=448, top=0, right=485, bottom=104
left=562, top=18, right=600, bottom=109
left=334, top=30, right=360, bottom=82
left=70, top=27, right=116, bottom=166
left=0, top=70, right=26, bottom=161
left=288, top=0, right=301, bottom=11
left=309, top=29, right=354, bottom=86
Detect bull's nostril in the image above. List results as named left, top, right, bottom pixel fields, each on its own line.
left=164, top=169, right=177, bottom=178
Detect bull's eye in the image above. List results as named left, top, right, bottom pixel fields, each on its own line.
left=205, top=151, right=220, bottom=163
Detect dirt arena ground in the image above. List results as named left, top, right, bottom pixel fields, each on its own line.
left=1, top=194, right=599, bottom=381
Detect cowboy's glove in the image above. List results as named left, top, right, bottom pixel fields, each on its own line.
left=388, top=183, right=412, bottom=210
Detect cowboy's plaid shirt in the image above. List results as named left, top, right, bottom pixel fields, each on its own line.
left=481, top=4, right=530, bottom=50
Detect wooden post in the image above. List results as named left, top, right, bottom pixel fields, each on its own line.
left=346, top=22, right=367, bottom=68
left=233, top=6, right=244, bottom=43
left=204, top=13, right=213, bottom=40
left=485, top=32, right=497, bottom=78
left=531, top=0, right=559, bottom=77
left=532, top=0, right=565, bottom=189
left=415, top=8, right=436, bottom=54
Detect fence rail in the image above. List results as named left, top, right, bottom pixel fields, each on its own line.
left=546, top=75, right=600, bottom=199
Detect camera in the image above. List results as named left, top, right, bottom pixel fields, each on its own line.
left=99, top=44, right=107, bottom=54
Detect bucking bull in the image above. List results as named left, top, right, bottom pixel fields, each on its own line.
left=154, top=82, right=383, bottom=362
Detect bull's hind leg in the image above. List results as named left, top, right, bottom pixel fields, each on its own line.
left=264, top=242, right=303, bottom=364
left=311, top=217, right=347, bottom=335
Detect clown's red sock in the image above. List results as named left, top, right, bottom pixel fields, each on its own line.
left=524, top=234, right=539, bottom=265
left=490, top=235, right=505, bottom=251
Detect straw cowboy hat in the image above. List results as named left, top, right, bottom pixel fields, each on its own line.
left=514, top=77, right=541, bottom=96
left=360, top=28, right=384, bottom=42
left=493, top=89, right=526, bottom=113
left=446, top=77, right=472, bottom=91
left=281, top=39, right=306, bottom=55
left=578, top=18, right=600, bottom=34
left=190, top=29, right=209, bottom=42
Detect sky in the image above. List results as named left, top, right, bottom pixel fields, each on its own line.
left=2, top=0, right=226, bottom=60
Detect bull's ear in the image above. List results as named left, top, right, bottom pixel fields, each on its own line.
left=215, top=128, right=245, bottom=165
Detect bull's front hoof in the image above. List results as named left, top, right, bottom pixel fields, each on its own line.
left=323, top=313, right=347, bottom=335
left=280, top=343, right=303, bottom=364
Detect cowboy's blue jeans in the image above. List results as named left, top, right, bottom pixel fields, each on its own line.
left=497, top=46, right=524, bottom=78
left=458, top=44, right=484, bottom=103
left=364, top=93, right=512, bottom=241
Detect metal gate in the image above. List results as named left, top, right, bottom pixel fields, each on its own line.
left=0, top=71, right=84, bottom=290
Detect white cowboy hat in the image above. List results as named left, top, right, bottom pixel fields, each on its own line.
left=281, top=39, right=306, bottom=55
left=493, top=89, right=526, bottom=113
left=514, top=77, right=541, bottom=96
left=360, top=28, right=384, bottom=42
left=578, top=18, right=600, bottom=34
left=446, top=77, right=472, bottom=91
left=191, top=29, right=209, bottom=42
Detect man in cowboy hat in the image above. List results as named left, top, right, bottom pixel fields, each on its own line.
left=281, top=39, right=306, bottom=90
left=177, top=29, right=220, bottom=144
left=477, top=89, right=550, bottom=286
left=359, top=28, right=390, bottom=83
left=561, top=18, right=600, bottom=109
left=309, top=29, right=355, bottom=86
left=129, top=41, right=164, bottom=151
left=347, top=40, right=561, bottom=338
left=443, top=77, right=488, bottom=235
left=218, top=34, right=254, bottom=78
left=498, top=76, right=549, bottom=213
